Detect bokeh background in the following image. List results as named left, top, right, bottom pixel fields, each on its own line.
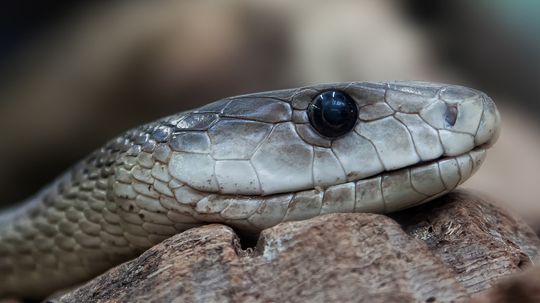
left=0, top=0, right=539, bottom=231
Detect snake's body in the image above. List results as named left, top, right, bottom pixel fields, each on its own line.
left=0, top=81, right=500, bottom=298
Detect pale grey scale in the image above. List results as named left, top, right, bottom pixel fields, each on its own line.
left=171, top=184, right=204, bottom=205
left=410, top=163, right=446, bottom=196
left=407, top=169, right=435, bottom=198
left=220, top=197, right=262, bottom=220
left=346, top=82, right=387, bottom=106
left=292, top=110, right=309, bottom=124
left=394, top=113, right=443, bottom=161
left=438, top=158, right=461, bottom=190
left=215, top=160, right=261, bottom=194
left=386, top=87, right=440, bottom=113
left=355, top=176, right=385, bottom=213
left=291, top=89, right=315, bottom=110
left=131, top=166, right=154, bottom=184
left=136, top=152, right=155, bottom=169
left=234, top=87, right=299, bottom=102
left=475, top=94, right=501, bottom=146
left=438, top=130, right=475, bottom=156
left=170, top=132, right=211, bottom=153
left=0, top=81, right=500, bottom=299
left=295, top=124, right=332, bottom=148
left=151, top=125, right=173, bottom=143
left=320, top=183, right=356, bottom=215
left=382, top=169, right=427, bottom=213
left=132, top=181, right=160, bottom=198
left=332, top=131, right=384, bottom=181
left=387, top=81, right=443, bottom=98
left=222, top=98, right=292, bottom=123
left=153, top=143, right=172, bottom=163
left=141, top=140, right=157, bottom=153
left=456, top=154, right=475, bottom=185
left=247, top=194, right=294, bottom=230
left=312, top=147, right=347, bottom=188
left=356, top=117, right=420, bottom=170
left=195, top=195, right=232, bottom=215
left=439, top=85, right=480, bottom=101
left=358, top=102, right=394, bottom=121
left=136, top=195, right=167, bottom=213
left=176, top=113, right=220, bottom=131
left=282, top=190, right=324, bottom=222
left=134, top=132, right=150, bottom=146
left=151, top=162, right=172, bottom=182
left=208, top=119, right=273, bottom=160
left=392, top=117, right=424, bottom=163
left=153, top=179, right=174, bottom=197
left=251, top=122, right=314, bottom=195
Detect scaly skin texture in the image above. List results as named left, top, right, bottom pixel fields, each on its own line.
left=0, top=81, right=500, bottom=298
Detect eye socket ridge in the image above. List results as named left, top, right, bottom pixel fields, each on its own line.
left=307, top=90, right=358, bottom=138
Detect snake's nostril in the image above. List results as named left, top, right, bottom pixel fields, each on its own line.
left=444, top=103, right=458, bottom=127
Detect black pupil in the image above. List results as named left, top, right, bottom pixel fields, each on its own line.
left=307, top=90, right=358, bottom=138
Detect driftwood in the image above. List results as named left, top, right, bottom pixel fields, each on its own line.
left=51, top=190, right=539, bottom=303
left=468, top=265, right=540, bottom=303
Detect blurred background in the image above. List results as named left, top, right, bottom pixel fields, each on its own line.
left=0, top=0, right=539, bottom=231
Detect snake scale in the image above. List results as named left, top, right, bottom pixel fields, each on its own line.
left=0, top=81, right=500, bottom=299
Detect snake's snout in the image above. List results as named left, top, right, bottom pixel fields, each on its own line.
left=477, top=94, right=501, bottom=148
left=418, top=85, right=500, bottom=156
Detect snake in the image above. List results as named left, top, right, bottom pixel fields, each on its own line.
left=0, top=81, right=500, bottom=299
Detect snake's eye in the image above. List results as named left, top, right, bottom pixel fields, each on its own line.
left=307, top=90, right=358, bottom=138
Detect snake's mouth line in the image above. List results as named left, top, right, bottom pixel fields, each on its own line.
left=401, top=146, right=486, bottom=173
left=267, top=147, right=487, bottom=200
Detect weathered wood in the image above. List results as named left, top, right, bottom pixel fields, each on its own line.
left=392, top=190, right=539, bottom=293
left=467, top=265, right=540, bottom=303
left=52, top=190, right=540, bottom=303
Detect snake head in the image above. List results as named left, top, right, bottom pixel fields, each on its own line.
left=146, top=81, right=499, bottom=200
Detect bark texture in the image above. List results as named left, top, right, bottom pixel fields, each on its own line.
left=467, top=265, right=540, bottom=303
left=52, top=190, right=540, bottom=303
